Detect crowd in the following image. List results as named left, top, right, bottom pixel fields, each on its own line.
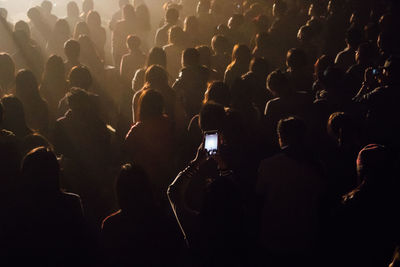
left=0, top=0, right=399, bottom=266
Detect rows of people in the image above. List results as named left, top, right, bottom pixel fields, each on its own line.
left=0, top=0, right=400, bottom=266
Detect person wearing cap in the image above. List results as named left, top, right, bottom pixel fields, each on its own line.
left=332, top=144, right=400, bottom=267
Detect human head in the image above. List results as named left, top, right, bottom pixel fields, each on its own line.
left=327, top=112, right=359, bottom=147
left=314, top=54, right=333, bottom=80
left=116, top=163, right=153, bottom=211
left=308, top=2, right=324, bottom=18
left=67, top=1, right=80, bottom=18
left=73, top=21, right=90, bottom=39
left=255, top=32, right=269, bottom=49
left=64, top=39, right=80, bottom=63
left=123, top=4, right=135, bottom=21
left=54, top=19, right=71, bottom=36
left=14, top=20, right=31, bottom=38
left=356, top=144, right=393, bottom=183
left=286, top=48, right=307, bottom=71
left=82, top=0, right=94, bottom=13
left=41, top=1, right=53, bottom=14
left=182, top=48, right=200, bottom=68
left=321, top=66, right=345, bottom=93
left=199, top=102, right=226, bottom=132
left=211, top=34, right=229, bottom=55
left=277, top=116, right=306, bottom=148
left=196, top=45, right=212, bottom=68
left=126, top=35, right=141, bottom=51
left=228, top=14, right=244, bottom=30
left=66, top=87, right=91, bottom=113
left=231, top=44, right=251, bottom=66
left=68, top=66, right=92, bottom=90
left=21, top=147, right=60, bottom=192
left=0, top=8, right=7, bottom=19
left=355, top=42, right=376, bottom=65
left=15, top=69, right=39, bottom=98
left=0, top=95, right=27, bottom=129
left=44, top=55, right=65, bottom=81
left=345, top=26, right=363, bottom=50
left=27, top=7, right=43, bottom=22
left=137, top=89, right=164, bottom=121
left=22, top=133, right=53, bottom=155
left=382, top=56, right=400, bottom=85
left=144, top=64, right=168, bottom=88
left=297, top=24, right=314, bottom=43
left=87, top=10, right=101, bottom=27
left=272, top=0, right=288, bottom=18
left=267, top=70, right=290, bottom=97
left=250, top=57, right=269, bottom=76
left=168, top=26, right=185, bottom=46
left=146, top=47, right=166, bottom=68
left=165, top=8, right=179, bottom=24
left=0, top=53, right=15, bottom=88
left=183, top=16, right=198, bottom=33
left=203, top=81, right=230, bottom=107
left=196, top=0, right=211, bottom=15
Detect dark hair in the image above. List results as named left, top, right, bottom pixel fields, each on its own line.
left=147, top=47, right=167, bottom=68
left=286, top=48, right=307, bottom=70
left=168, top=26, right=184, bottom=45
left=43, top=55, right=65, bottom=83
left=67, top=1, right=80, bottom=17
left=211, top=34, right=229, bottom=54
left=64, top=39, right=80, bottom=59
left=199, top=102, right=226, bottom=132
left=267, top=70, right=290, bottom=96
left=346, top=26, right=363, bottom=49
left=144, top=64, right=168, bottom=87
left=165, top=8, right=179, bottom=24
left=66, top=87, right=91, bottom=112
left=21, top=146, right=60, bottom=192
left=250, top=57, right=269, bottom=74
left=138, top=89, right=164, bottom=121
left=1, top=95, right=26, bottom=124
left=86, top=10, right=101, bottom=27
left=204, top=81, right=230, bottom=106
left=68, top=66, right=92, bottom=90
left=122, top=4, right=135, bottom=21
left=277, top=117, right=306, bottom=147
left=15, top=69, right=40, bottom=100
left=196, top=45, right=212, bottom=68
left=54, top=19, right=71, bottom=36
left=116, top=163, right=153, bottom=211
left=182, top=48, right=200, bottom=67
left=126, top=35, right=141, bottom=50
left=73, top=21, right=90, bottom=40
left=0, top=53, right=15, bottom=90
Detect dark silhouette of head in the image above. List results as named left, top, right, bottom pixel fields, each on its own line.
left=196, top=45, right=212, bottom=68
left=22, top=133, right=53, bottom=155
left=199, top=102, right=226, bottom=132
left=314, top=55, right=333, bottom=80
left=267, top=70, right=290, bottom=97
left=82, top=0, right=94, bottom=14
left=277, top=116, right=306, bottom=148
left=87, top=10, right=101, bottom=28
left=355, top=42, right=376, bottom=65
left=286, top=48, right=307, bottom=71
left=0, top=53, right=15, bottom=91
left=184, top=16, right=198, bottom=33
left=122, top=4, right=135, bottom=21
left=67, top=1, right=80, bottom=18
left=1, top=95, right=30, bottom=137
left=231, top=44, right=251, bottom=66
left=204, top=81, right=230, bottom=106
left=138, top=89, right=164, bottom=121
left=345, top=26, right=363, bottom=50
left=321, top=66, right=345, bottom=93
left=146, top=47, right=167, bottom=69
left=168, top=26, right=185, bottom=46
left=27, top=7, right=43, bottom=23
left=64, top=39, right=80, bottom=61
left=211, top=34, right=229, bottom=55
left=68, top=66, right=92, bottom=90
left=255, top=32, right=269, bottom=49
left=116, top=163, right=154, bottom=212
left=165, top=8, right=179, bottom=24
left=182, top=48, right=200, bottom=68
left=126, top=35, right=141, bottom=51
left=144, top=64, right=168, bottom=88
left=15, top=69, right=40, bottom=100
left=41, top=1, right=53, bottom=14
left=73, top=21, right=90, bottom=40
left=66, top=87, right=91, bottom=114
left=43, top=55, right=65, bottom=83
left=14, top=20, right=31, bottom=38
left=54, top=19, right=71, bottom=36
left=21, top=146, right=60, bottom=193
left=250, top=57, right=269, bottom=76
left=327, top=112, right=360, bottom=147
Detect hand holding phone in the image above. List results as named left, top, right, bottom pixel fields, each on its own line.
left=204, top=131, right=218, bottom=156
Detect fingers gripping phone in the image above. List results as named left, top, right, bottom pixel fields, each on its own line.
left=204, top=131, right=218, bottom=156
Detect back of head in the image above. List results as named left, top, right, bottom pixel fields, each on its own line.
left=286, top=48, right=307, bottom=70
left=1, top=95, right=26, bottom=126
left=165, top=8, right=179, bottom=24
left=255, top=32, right=269, bottom=48
left=15, top=69, right=39, bottom=99
left=44, top=55, right=65, bottom=81
left=67, top=1, right=80, bottom=18
left=123, top=4, right=135, bottom=21
left=327, top=112, right=359, bottom=146
left=297, top=24, right=314, bottom=43
left=383, top=56, right=400, bottom=84
left=73, top=21, right=90, bottom=39
left=144, top=64, right=168, bottom=87
left=68, top=66, right=92, bottom=90
left=147, top=47, right=166, bottom=68
left=41, top=0, right=53, bottom=13
left=267, top=69, right=290, bottom=96
left=87, top=10, right=101, bottom=27
left=204, top=81, right=230, bottom=106
left=184, top=16, right=198, bottom=32
left=314, top=54, right=333, bottom=80
left=116, top=163, right=153, bottom=212
left=356, top=42, right=376, bottom=64
left=14, top=20, right=31, bottom=38
left=0, top=53, right=15, bottom=86
left=126, top=35, right=141, bottom=50
left=27, top=7, right=42, bottom=22
left=272, top=0, right=288, bottom=18
left=228, top=14, right=244, bottom=30
left=277, top=116, right=306, bottom=148
left=250, top=57, right=269, bottom=75
left=321, top=66, right=344, bottom=93
left=232, top=44, right=251, bottom=65
left=196, top=45, right=212, bottom=68
left=54, top=19, right=71, bottom=36
left=211, top=34, right=229, bottom=54
left=21, top=146, right=60, bottom=192
left=66, top=87, right=91, bottom=113
left=82, top=0, right=94, bottom=13
left=22, top=133, right=53, bottom=156
left=137, top=89, right=164, bottom=121
left=64, top=39, right=80, bottom=60
left=0, top=8, right=7, bottom=19
left=199, top=102, right=226, bottom=132
left=346, top=26, right=363, bottom=49
left=168, top=25, right=184, bottom=46
left=182, top=48, right=200, bottom=67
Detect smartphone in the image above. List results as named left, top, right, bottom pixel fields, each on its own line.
left=372, top=68, right=380, bottom=76
left=204, top=131, right=218, bottom=156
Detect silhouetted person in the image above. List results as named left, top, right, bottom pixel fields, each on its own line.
left=163, top=25, right=186, bottom=80
left=224, top=44, right=251, bottom=88
left=109, top=0, right=130, bottom=32
left=155, top=8, right=180, bottom=47
left=257, top=117, right=325, bottom=267
left=135, top=4, right=151, bottom=51
left=120, top=35, right=146, bottom=89
left=78, top=34, right=104, bottom=76
left=0, top=95, right=32, bottom=140
left=65, top=1, right=82, bottom=33
left=27, top=7, right=52, bottom=50
left=47, top=19, right=71, bottom=59
left=86, top=11, right=106, bottom=60
left=15, top=69, right=49, bottom=134
left=210, top=34, right=231, bottom=80
left=335, top=27, right=363, bottom=72
left=285, top=48, right=313, bottom=92
left=0, top=8, right=14, bottom=54
left=5, top=147, right=86, bottom=266
left=173, top=48, right=210, bottom=118
left=64, top=39, right=81, bottom=74
left=0, top=53, right=15, bottom=97
left=80, top=0, right=94, bottom=21
left=101, top=163, right=180, bottom=266
left=73, top=21, right=90, bottom=40
left=41, top=0, right=58, bottom=28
